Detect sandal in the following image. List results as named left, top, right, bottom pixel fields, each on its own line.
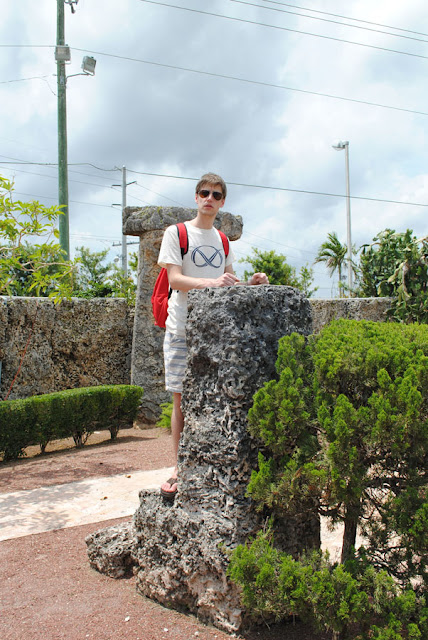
left=160, top=477, right=178, bottom=501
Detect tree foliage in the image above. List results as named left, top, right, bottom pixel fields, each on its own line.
left=229, top=529, right=428, bottom=640
left=314, top=231, right=349, bottom=297
left=72, top=246, right=137, bottom=304
left=0, top=176, right=137, bottom=305
left=247, top=320, right=428, bottom=581
left=240, top=247, right=317, bottom=297
left=356, top=229, right=427, bottom=323
left=0, top=176, right=74, bottom=300
left=229, top=319, right=428, bottom=638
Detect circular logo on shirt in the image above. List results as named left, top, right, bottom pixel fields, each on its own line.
left=192, top=245, right=224, bottom=269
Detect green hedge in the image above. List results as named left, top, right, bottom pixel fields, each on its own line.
left=0, top=385, right=144, bottom=461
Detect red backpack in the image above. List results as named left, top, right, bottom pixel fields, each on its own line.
left=151, top=222, right=230, bottom=328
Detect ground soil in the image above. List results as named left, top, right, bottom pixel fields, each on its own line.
left=0, top=422, right=327, bottom=640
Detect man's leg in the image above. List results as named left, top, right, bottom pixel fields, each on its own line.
left=171, top=391, right=184, bottom=469
left=162, top=331, right=186, bottom=497
left=161, top=392, right=183, bottom=495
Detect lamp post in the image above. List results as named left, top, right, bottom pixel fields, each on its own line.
left=332, top=140, right=353, bottom=293
left=55, top=0, right=96, bottom=259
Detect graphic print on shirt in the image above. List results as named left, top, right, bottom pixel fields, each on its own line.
left=192, top=245, right=224, bottom=269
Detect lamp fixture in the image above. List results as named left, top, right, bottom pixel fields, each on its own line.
left=81, top=56, right=96, bottom=75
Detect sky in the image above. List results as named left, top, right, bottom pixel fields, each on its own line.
left=1, top=0, right=427, bottom=297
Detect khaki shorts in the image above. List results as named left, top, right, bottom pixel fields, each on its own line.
left=164, top=331, right=187, bottom=393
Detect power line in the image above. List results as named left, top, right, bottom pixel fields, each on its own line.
left=244, top=230, right=318, bottom=258
left=1, top=45, right=426, bottom=116
left=137, top=0, right=428, bottom=61
left=0, top=155, right=119, bottom=173
left=71, top=47, right=428, bottom=118
left=231, top=0, right=428, bottom=44
left=126, top=168, right=428, bottom=208
left=261, top=0, right=428, bottom=39
left=13, top=190, right=120, bottom=210
left=0, top=163, right=121, bottom=190
left=133, top=181, right=186, bottom=207
left=4, top=158, right=428, bottom=208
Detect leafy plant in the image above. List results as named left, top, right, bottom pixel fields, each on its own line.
left=156, top=401, right=173, bottom=430
left=239, top=248, right=317, bottom=297
left=72, top=246, right=137, bottom=305
left=0, top=176, right=74, bottom=301
left=355, top=229, right=427, bottom=323
left=229, top=529, right=428, bottom=640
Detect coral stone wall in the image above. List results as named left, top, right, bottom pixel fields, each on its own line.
left=0, top=297, right=133, bottom=401
left=0, top=295, right=391, bottom=406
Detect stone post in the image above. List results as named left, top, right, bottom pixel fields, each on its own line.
left=87, top=285, right=320, bottom=633
left=123, top=206, right=243, bottom=423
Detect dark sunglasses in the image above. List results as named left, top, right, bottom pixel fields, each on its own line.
left=198, top=189, right=223, bottom=201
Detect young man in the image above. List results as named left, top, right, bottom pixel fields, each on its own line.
left=158, top=172, right=268, bottom=499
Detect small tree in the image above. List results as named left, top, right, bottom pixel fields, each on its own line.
left=229, top=319, right=428, bottom=639
left=72, top=247, right=137, bottom=304
left=314, top=231, right=356, bottom=298
left=247, top=320, right=428, bottom=578
left=240, top=248, right=317, bottom=296
left=0, top=176, right=74, bottom=300
left=355, top=229, right=427, bottom=323
left=72, top=246, right=113, bottom=297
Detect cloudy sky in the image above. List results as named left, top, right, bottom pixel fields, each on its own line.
left=1, top=0, right=427, bottom=297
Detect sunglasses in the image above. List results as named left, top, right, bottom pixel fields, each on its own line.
left=198, top=189, right=224, bottom=201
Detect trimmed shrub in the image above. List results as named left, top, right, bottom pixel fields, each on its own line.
left=0, top=384, right=143, bottom=461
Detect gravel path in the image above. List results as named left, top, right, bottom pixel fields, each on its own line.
left=0, top=425, right=326, bottom=640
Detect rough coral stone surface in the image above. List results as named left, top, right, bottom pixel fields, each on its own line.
left=309, top=297, right=391, bottom=334
left=107, top=286, right=319, bottom=633
left=123, top=206, right=243, bottom=240
left=0, top=297, right=133, bottom=401
left=86, top=522, right=136, bottom=578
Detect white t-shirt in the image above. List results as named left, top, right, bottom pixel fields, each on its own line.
left=158, top=222, right=235, bottom=337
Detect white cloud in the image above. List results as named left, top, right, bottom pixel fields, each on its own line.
left=1, top=0, right=427, bottom=295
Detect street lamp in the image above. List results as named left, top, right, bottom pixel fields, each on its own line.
left=332, top=140, right=353, bottom=293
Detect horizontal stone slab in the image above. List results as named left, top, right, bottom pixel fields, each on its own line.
left=123, top=206, right=243, bottom=240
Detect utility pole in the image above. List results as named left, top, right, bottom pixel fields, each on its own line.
left=112, top=166, right=136, bottom=276
left=121, top=166, right=128, bottom=275
left=56, top=0, right=70, bottom=259
left=55, top=2, right=95, bottom=260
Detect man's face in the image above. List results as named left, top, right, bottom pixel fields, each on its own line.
left=195, top=183, right=225, bottom=216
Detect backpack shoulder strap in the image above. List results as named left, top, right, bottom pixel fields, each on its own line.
left=218, top=230, right=230, bottom=258
left=175, top=222, right=189, bottom=258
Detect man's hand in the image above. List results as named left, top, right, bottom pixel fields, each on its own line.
left=211, top=272, right=240, bottom=287
left=248, top=272, right=269, bottom=285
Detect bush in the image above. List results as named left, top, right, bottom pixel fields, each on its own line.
left=0, top=384, right=144, bottom=461
left=229, top=529, right=428, bottom=640
left=246, top=320, right=428, bottom=583
left=356, top=229, right=427, bottom=323
left=156, top=401, right=173, bottom=430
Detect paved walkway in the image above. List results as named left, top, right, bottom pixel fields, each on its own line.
left=0, top=466, right=174, bottom=542
left=0, top=465, right=362, bottom=560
